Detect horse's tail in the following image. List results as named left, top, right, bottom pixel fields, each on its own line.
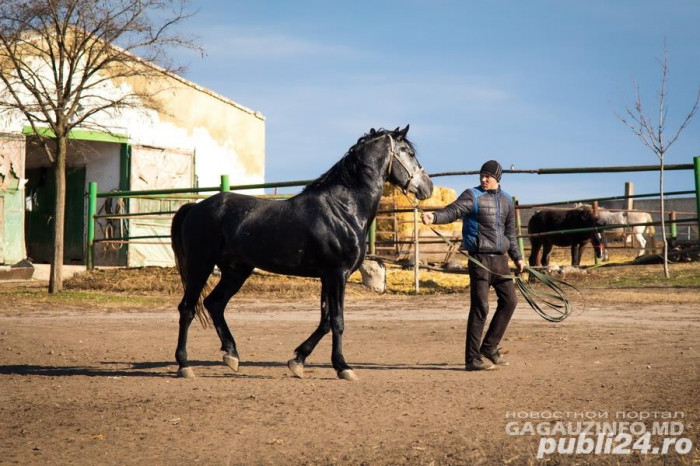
left=171, top=203, right=212, bottom=327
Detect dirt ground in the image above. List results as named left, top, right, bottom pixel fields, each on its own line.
left=1, top=281, right=699, bottom=465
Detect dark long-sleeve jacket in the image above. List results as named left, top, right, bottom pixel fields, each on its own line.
left=432, top=186, right=523, bottom=262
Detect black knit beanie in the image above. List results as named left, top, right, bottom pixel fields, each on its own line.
left=480, top=160, right=502, bottom=182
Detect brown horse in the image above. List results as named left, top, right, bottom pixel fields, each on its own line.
left=528, top=207, right=605, bottom=267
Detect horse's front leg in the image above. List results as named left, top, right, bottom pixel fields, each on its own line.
left=325, top=271, right=357, bottom=381
left=571, top=244, right=580, bottom=266
left=602, top=238, right=610, bottom=262
left=287, top=286, right=331, bottom=378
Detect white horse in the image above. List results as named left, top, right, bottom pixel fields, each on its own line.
left=597, top=210, right=656, bottom=259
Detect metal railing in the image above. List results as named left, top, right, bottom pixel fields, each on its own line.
left=85, top=159, right=700, bottom=272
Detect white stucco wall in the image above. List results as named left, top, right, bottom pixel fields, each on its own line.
left=1, top=48, right=266, bottom=268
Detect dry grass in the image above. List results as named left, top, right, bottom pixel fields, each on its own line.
left=59, top=254, right=700, bottom=305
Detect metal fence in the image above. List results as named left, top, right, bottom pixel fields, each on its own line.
left=86, top=158, right=700, bottom=272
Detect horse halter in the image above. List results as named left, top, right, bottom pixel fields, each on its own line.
left=385, top=134, right=425, bottom=192
left=592, top=228, right=605, bottom=253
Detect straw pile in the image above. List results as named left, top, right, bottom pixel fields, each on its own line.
left=378, top=185, right=465, bottom=264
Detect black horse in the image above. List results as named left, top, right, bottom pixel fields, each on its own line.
left=527, top=207, right=605, bottom=267
left=171, top=126, right=433, bottom=380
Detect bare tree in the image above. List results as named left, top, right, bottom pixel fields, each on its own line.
left=0, top=0, right=198, bottom=292
left=615, top=42, right=700, bottom=278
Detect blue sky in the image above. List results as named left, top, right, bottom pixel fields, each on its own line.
left=179, top=1, right=699, bottom=204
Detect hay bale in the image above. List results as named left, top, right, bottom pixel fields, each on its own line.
left=379, top=185, right=463, bottom=262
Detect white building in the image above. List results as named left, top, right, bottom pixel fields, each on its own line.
left=0, top=50, right=266, bottom=267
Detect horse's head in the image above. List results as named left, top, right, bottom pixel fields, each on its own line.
left=385, top=125, right=433, bottom=200
left=592, top=217, right=606, bottom=259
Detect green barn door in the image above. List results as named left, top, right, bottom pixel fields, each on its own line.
left=25, top=167, right=86, bottom=264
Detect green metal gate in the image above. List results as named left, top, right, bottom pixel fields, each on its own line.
left=25, top=166, right=86, bottom=264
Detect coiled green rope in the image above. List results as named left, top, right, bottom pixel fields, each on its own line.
left=399, top=193, right=583, bottom=322
left=451, top=245, right=582, bottom=322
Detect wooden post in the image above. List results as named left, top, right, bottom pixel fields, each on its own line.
left=513, top=197, right=525, bottom=260
left=413, top=207, right=419, bottom=294
left=592, top=201, right=601, bottom=265
left=624, top=182, right=634, bottom=211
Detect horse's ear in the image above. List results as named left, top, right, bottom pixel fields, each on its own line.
left=398, top=125, right=409, bottom=139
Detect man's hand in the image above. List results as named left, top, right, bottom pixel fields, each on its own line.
left=421, top=212, right=435, bottom=225
left=515, top=259, right=525, bottom=274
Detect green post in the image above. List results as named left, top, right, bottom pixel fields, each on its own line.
left=694, top=156, right=700, bottom=236
left=368, top=218, right=376, bottom=255
left=87, top=181, right=97, bottom=270
left=669, top=212, right=678, bottom=241
left=220, top=174, right=230, bottom=192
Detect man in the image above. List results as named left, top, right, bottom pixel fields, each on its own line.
left=421, top=160, right=525, bottom=371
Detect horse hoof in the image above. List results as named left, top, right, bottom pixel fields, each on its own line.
left=177, top=367, right=195, bottom=378
left=223, top=354, right=239, bottom=372
left=287, top=359, right=304, bottom=378
left=338, top=369, right=359, bottom=381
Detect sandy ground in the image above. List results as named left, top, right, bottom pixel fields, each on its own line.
left=0, top=290, right=698, bottom=465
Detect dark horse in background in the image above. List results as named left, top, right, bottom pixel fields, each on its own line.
left=171, top=126, right=433, bottom=381
left=528, top=207, right=605, bottom=267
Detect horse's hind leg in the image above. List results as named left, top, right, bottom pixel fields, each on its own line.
left=634, top=232, right=647, bottom=256
left=176, top=270, right=213, bottom=379
left=204, top=263, right=254, bottom=374
left=542, top=243, right=553, bottom=266
left=528, top=239, right=541, bottom=267
left=288, top=286, right=331, bottom=378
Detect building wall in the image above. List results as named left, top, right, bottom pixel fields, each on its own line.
left=0, top=56, right=266, bottom=267
left=0, top=135, right=26, bottom=264
left=110, top=66, right=266, bottom=190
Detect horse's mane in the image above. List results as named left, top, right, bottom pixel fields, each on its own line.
left=573, top=207, right=597, bottom=223
left=302, top=128, right=414, bottom=192
left=568, top=205, right=598, bottom=223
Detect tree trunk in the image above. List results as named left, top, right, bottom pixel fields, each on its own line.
left=659, top=163, right=670, bottom=278
left=49, top=137, right=67, bottom=293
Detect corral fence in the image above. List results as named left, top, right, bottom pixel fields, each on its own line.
left=376, top=189, right=697, bottom=264
left=86, top=158, right=700, bottom=280
left=86, top=175, right=299, bottom=269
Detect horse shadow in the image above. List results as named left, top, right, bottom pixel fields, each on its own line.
left=0, top=360, right=463, bottom=378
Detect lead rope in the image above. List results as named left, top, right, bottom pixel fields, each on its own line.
left=397, top=192, right=583, bottom=322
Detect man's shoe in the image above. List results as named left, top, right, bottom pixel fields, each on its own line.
left=481, top=349, right=509, bottom=366
left=465, top=357, right=496, bottom=371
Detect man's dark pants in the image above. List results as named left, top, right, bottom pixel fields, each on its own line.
left=466, top=253, right=518, bottom=364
